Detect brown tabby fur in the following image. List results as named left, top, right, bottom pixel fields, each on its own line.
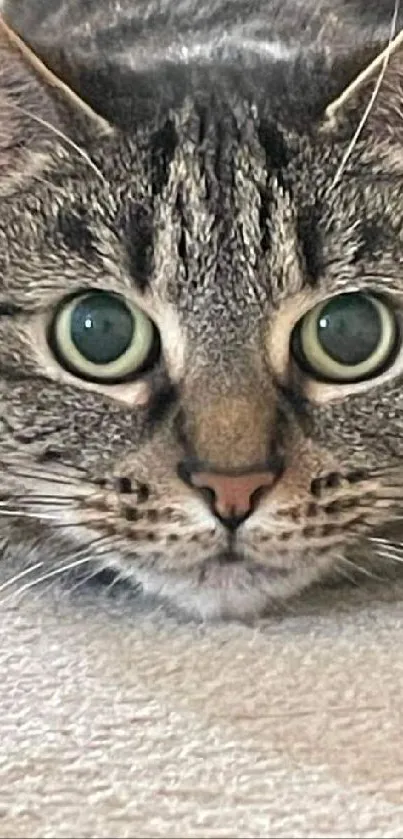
left=0, top=1, right=402, bottom=620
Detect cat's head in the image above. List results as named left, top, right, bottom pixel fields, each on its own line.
left=0, top=14, right=403, bottom=620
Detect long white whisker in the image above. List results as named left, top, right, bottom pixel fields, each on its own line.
left=337, top=554, right=383, bottom=580
left=370, top=537, right=403, bottom=553
left=0, top=556, right=95, bottom=606
left=0, top=509, right=113, bottom=528
left=0, top=509, right=67, bottom=521
left=67, top=565, right=110, bottom=595
left=0, top=467, right=90, bottom=487
left=375, top=549, right=403, bottom=565
left=10, top=101, right=108, bottom=185
left=103, top=569, right=140, bottom=597
left=0, top=497, right=82, bottom=507
left=330, top=0, right=400, bottom=188
left=0, top=561, right=44, bottom=594
left=66, top=564, right=132, bottom=597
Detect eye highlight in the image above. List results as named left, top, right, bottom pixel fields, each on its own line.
left=291, top=292, right=398, bottom=383
left=49, top=291, right=159, bottom=382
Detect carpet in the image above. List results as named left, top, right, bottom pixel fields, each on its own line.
left=1, top=572, right=403, bottom=838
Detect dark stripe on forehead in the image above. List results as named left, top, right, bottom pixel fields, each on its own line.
left=56, top=207, right=97, bottom=260
left=257, top=119, right=294, bottom=257
left=123, top=202, right=154, bottom=292
left=121, top=119, right=180, bottom=292
left=150, top=119, right=179, bottom=197
left=149, top=99, right=273, bottom=323
left=296, top=203, right=323, bottom=286
left=257, top=120, right=292, bottom=174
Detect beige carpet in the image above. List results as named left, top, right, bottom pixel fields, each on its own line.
left=1, top=571, right=403, bottom=838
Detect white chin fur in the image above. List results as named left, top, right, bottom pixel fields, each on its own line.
left=103, top=554, right=335, bottom=621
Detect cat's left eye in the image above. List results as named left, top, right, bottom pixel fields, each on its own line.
left=291, top=292, right=398, bottom=383
left=49, top=291, right=159, bottom=382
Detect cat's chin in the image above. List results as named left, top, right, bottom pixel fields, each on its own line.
left=110, top=552, right=334, bottom=622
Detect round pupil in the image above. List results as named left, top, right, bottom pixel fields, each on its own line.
left=317, top=294, right=382, bottom=366
left=70, top=293, right=134, bottom=364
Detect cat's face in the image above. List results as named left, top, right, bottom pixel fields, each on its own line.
left=1, top=14, right=403, bottom=620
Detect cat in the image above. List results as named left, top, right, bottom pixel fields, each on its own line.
left=0, top=0, right=402, bottom=621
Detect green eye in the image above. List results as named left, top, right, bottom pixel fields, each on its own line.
left=50, top=291, right=157, bottom=382
left=292, top=293, right=398, bottom=383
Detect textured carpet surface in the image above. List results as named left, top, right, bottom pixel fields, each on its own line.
left=1, top=573, right=403, bottom=838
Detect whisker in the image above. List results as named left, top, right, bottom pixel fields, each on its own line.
left=369, top=537, right=403, bottom=552
left=103, top=569, right=140, bottom=598
left=0, top=496, right=83, bottom=506
left=67, top=565, right=111, bottom=595
left=336, top=564, right=359, bottom=585
left=337, top=554, right=383, bottom=581
left=330, top=0, right=400, bottom=188
left=36, top=518, right=109, bottom=531
left=0, top=509, right=68, bottom=522
left=361, top=275, right=403, bottom=286
left=104, top=572, right=124, bottom=596
left=0, top=466, right=90, bottom=487
left=375, top=548, right=403, bottom=565
left=0, top=533, right=117, bottom=604
left=0, top=509, right=118, bottom=532
left=0, top=561, right=44, bottom=594
left=0, top=556, right=95, bottom=606
left=9, top=101, right=108, bottom=184
left=67, top=565, right=132, bottom=598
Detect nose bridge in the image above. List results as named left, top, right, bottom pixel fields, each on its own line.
left=182, top=376, right=278, bottom=470
left=178, top=365, right=286, bottom=527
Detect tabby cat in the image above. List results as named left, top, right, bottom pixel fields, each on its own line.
left=0, top=0, right=403, bottom=620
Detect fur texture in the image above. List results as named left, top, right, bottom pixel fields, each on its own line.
left=0, top=0, right=403, bottom=620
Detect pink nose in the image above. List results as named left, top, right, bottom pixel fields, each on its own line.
left=190, top=469, right=277, bottom=524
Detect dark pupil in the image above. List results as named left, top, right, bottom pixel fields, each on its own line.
left=71, top=293, right=134, bottom=364
left=317, top=294, right=381, bottom=366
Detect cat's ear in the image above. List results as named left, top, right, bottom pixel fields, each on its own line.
left=0, top=15, right=112, bottom=195
left=322, top=31, right=403, bottom=145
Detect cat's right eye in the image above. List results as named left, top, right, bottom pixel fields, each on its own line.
left=291, top=292, right=398, bottom=383
left=49, top=291, right=159, bottom=383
